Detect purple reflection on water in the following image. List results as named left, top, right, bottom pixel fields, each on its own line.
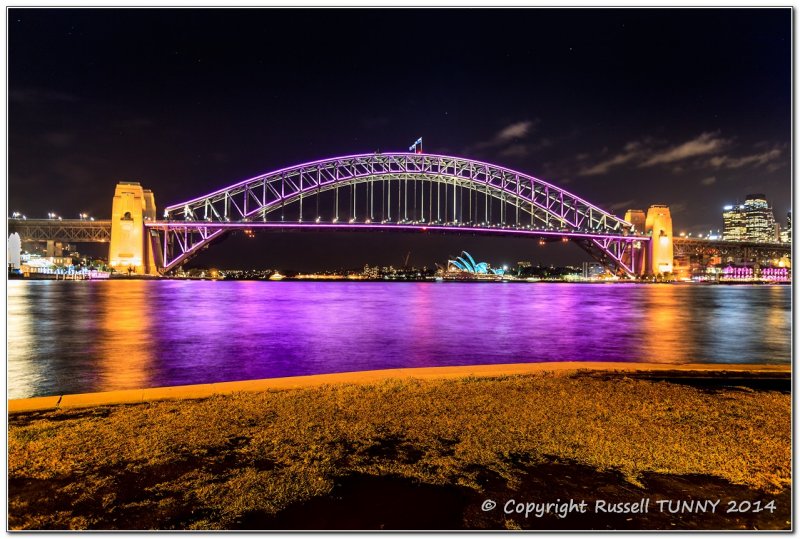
left=7, top=280, right=791, bottom=399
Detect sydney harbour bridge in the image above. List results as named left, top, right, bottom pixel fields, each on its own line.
left=8, top=152, right=789, bottom=278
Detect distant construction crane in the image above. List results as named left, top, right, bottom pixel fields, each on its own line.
left=403, top=251, right=411, bottom=267
left=409, top=137, right=423, bottom=154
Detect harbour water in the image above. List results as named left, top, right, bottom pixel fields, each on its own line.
left=7, top=280, right=791, bottom=399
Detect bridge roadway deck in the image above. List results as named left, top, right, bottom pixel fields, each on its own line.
left=8, top=217, right=789, bottom=254
left=673, top=237, right=790, bottom=256
left=144, top=220, right=647, bottom=242
left=8, top=218, right=112, bottom=243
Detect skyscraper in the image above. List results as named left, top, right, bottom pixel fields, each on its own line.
left=780, top=211, right=791, bottom=243
left=722, top=204, right=747, bottom=241
left=722, top=194, right=778, bottom=243
left=743, top=194, right=778, bottom=242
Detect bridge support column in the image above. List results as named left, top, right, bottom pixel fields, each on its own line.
left=624, top=209, right=647, bottom=276
left=645, top=205, right=673, bottom=276
left=108, top=182, right=158, bottom=276
left=142, top=189, right=158, bottom=275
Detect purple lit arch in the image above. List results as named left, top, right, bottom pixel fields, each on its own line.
left=146, top=153, right=648, bottom=275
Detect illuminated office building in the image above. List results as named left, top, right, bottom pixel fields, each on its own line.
left=743, top=194, right=778, bottom=242
left=722, top=205, right=747, bottom=241
left=780, top=211, right=791, bottom=243
left=722, top=194, right=778, bottom=243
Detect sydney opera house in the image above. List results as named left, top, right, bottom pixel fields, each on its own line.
left=446, top=251, right=505, bottom=276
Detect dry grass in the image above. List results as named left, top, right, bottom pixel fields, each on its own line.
left=8, top=371, right=791, bottom=529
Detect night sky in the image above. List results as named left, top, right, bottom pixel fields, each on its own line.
left=9, top=8, right=791, bottom=270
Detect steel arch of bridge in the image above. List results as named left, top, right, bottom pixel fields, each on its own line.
left=148, top=153, right=647, bottom=275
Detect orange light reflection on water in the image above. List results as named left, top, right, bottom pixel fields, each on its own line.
left=641, top=285, right=694, bottom=363
left=96, top=281, right=155, bottom=392
left=763, top=285, right=791, bottom=353
left=8, top=282, right=39, bottom=399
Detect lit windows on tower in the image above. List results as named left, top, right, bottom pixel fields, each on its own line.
left=743, top=194, right=777, bottom=242
left=722, top=204, right=747, bottom=241
left=780, top=211, right=791, bottom=243
left=722, top=194, right=779, bottom=243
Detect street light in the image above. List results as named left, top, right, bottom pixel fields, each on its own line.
left=48, top=212, right=56, bottom=219
left=11, top=211, right=20, bottom=219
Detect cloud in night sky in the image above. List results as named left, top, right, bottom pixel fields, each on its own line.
left=497, top=121, right=535, bottom=142
left=499, top=144, right=530, bottom=158
left=669, top=201, right=688, bottom=215
left=579, top=141, right=645, bottom=176
left=467, top=120, right=539, bottom=155
left=709, top=147, right=782, bottom=169
left=10, top=87, right=79, bottom=103
left=606, top=199, right=637, bottom=212
left=640, top=132, right=728, bottom=167
left=579, top=133, right=783, bottom=179
left=700, top=176, right=717, bottom=186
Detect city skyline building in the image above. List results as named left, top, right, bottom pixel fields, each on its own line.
left=744, top=194, right=778, bottom=242
left=722, top=194, right=779, bottom=243
left=722, top=205, right=748, bottom=241
left=780, top=211, right=791, bottom=243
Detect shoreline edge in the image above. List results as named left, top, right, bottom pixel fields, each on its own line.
left=8, top=361, right=791, bottom=414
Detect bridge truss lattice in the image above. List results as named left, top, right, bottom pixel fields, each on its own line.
left=147, top=153, right=647, bottom=275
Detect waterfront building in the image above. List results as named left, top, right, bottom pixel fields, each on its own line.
left=362, top=264, right=380, bottom=279
left=45, top=240, right=66, bottom=257
left=581, top=262, right=604, bottom=279
left=446, top=251, right=504, bottom=275
left=8, top=233, right=21, bottom=269
left=718, top=264, right=789, bottom=282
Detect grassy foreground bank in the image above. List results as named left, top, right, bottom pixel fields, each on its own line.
left=8, top=370, right=791, bottom=530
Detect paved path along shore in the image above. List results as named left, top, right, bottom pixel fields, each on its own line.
left=8, top=361, right=790, bottom=413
